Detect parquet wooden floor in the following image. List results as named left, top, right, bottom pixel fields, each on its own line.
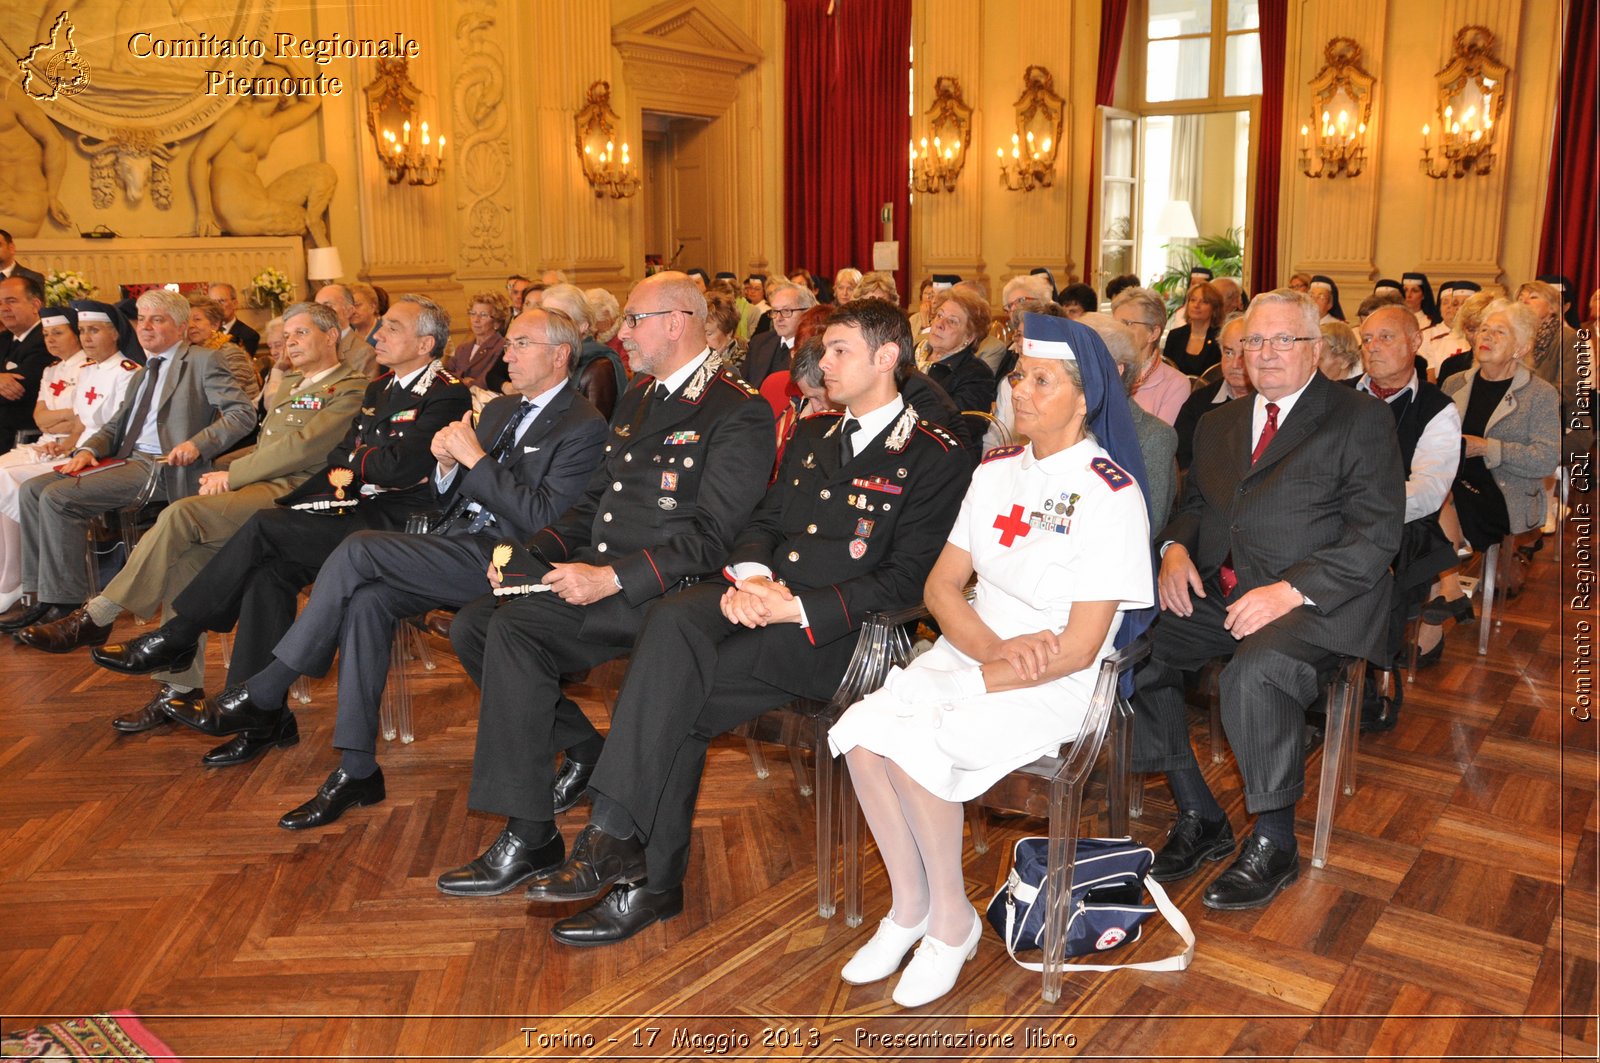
left=0, top=536, right=1593, bottom=1061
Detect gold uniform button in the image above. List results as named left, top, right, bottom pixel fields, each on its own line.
left=788, top=551, right=800, bottom=562
left=603, top=512, right=613, bottom=522
left=597, top=543, right=608, bottom=552
left=806, top=524, right=817, bottom=534
left=819, top=489, right=831, bottom=500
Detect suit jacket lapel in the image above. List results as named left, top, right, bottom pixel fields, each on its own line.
left=517, top=384, right=575, bottom=450
left=153, top=343, right=190, bottom=417
left=1244, top=374, right=1327, bottom=479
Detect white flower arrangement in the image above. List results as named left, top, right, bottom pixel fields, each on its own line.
left=43, top=269, right=94, bottom=307
left=248, top=266, right=296, bottom=313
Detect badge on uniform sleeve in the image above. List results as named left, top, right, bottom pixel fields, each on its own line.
left=328, top=468, right=355, bottom=500
left=660, top=471, right=678, bottom=491
left=849, top=539, right=867, bottom=559
left=1091, top=456, right=1131, bottom=490
left=392, top=408, right=419, bottom=423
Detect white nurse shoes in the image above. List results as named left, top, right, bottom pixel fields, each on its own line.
left=891, top=906, right=983, bottom=1008
left=840, top=910, right=929, bottom=984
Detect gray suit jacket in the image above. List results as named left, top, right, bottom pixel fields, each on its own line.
left=741, top=331, right=791, bottom=389
left=78, top=341, right=259, bottom=498
left=1164, top=371, right=1404, bottom=661
left=436, top=384, right=608, bottom=543
left=1441, top=364, right=1561, bottom=535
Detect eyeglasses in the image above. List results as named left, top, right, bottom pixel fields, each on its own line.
left=769, top=306, right=807, bottom=318
left=1115, top=316, right=1161, bottom=331
left=507, top=338, right=559, bottom=352
left=621, top=309, right=692, bottom=329
left=1239, top=334, right=1318, bottom=352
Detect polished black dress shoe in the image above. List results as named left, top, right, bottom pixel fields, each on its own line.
left=1202, top=833, right=1300, bottom=910
left=1415, top=632, right=1445, bottom=669
left=0, top=598, right=48, bottom=632
left=16, top=607, right=112, bottom=652
left=278, top=768, right=385, bottom=831
left=111, top=685, right=203, bottom=734
left=201, top=711, right=299, bottom=767
left=91, top=629, right=199, bottom=675
left=3, top=602, right=73, bottom=635
left=549, top=883, right=684, bottom=947
left=1420, top=595, right=1473, bottom=625
left=163, top=684, right=287, bottom=736
left=525, top=824, right=646, bottom=901
left=1150, top=809, right=1236, bottom=883
left=552, top=755, right=598, bottom=814
left=437, top=829, right=566, bottom=896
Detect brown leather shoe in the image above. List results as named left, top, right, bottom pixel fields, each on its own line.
left=111, top=685, right=205, bottom=734
left=0, top=596, right=39, bottom=628
left=422, top=609, right=454, bottom=639
left=15, top=607, right=111, bottom=653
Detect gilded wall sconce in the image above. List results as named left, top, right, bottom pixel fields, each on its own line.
left=575, top=81, right=640, bottom=200
left=364, top=58, right=445, bottom=186
left=1298, top=37, right=1374, bottom=179
left=996, top=65, right=1064, bottom=193
left=1420, top=26, right=1509, bottom=179
left=909, top=76, right=972, bottom=194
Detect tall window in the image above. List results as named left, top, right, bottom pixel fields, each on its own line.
left=1145, top=0, right=1261, bottom=105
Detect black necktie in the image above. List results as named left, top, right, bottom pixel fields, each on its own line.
left=114, top=356, right=164, bottom=459
left=839, top=417, right=860, bottom=465
left=462, top=400, right=536, bottom=533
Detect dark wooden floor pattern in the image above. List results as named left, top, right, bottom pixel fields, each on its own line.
left=0, top=541, right=1593, bottom=1061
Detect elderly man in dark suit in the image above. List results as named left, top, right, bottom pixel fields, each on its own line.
left=0, top=274, right=55, bottom=453
left=1132, top=288, right=1403, bottom=911
left=741, top=281, right=815, bottom=387
left=0, top=229, right=45, bottom=288
left=506, top=299, right=971, bottom=946
left=209, top=282, right=260, bottom=357
left=430, top=271, right=774, bottom=893
left=1, top=287, right=256, bottom=631
left=89, top=296, right=470, bottom=751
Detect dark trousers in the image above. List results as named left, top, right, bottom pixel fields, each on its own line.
left=269, top=528, right=496, bottom=755
left=1131, top=582, right=1335, bottom=814
left=170, top=506, right=409, bottom=685
left=453, top=585, right=648, bottom=823
left=589, top=583, right=804, bottom=890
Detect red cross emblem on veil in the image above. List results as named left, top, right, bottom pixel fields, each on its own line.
left=993, top=504, right=1031, bottom=547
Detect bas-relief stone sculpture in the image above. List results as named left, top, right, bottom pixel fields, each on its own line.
left=82, top=130, right=177, bottom=210
left=187, top=59, right=337, bottom=246
left=0, top=79, right=73, bottom=236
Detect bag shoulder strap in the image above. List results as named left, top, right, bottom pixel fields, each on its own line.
left=1002, top=875, right=1195, bottom=974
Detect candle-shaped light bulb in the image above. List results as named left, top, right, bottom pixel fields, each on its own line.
left=1041, top=136, right=1051, bottom=152
left=951, top=139, right=960, bottom=151
left=1026, top=130, right=1035, bottom=143
left=437, top=136, right=445, bottom=158
left=1011, top=133, right=1019, bottom=146
left=920, top=137, right=928, bottom=150
left=996, top=147, right=1004, bottom=159
left=403, top=120, right=411, bottom=146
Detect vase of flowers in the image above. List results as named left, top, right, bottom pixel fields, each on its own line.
left=247, top=266, right=296, bottom=314
left=43, top=269, right=94, bottom=307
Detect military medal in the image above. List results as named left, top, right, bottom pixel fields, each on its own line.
left=392, top=408, right=418, bottom=423
left=328, top=468, right=355, bottom=501
left=660, top=472, right=679, bottom=491
left=658, top=496, right=678, bottom=510
left=490, top=542, right=513, bottom=584
left=855, top=518, right=874, bottom=537
left=849, top=539, right=867, bottom=559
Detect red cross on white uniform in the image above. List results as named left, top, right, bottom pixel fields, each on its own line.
left=83, top=387, right=99, bottom=404
left=49, top=379, right=68, bottom=397
left=993, top=504, right=1031, bottom=547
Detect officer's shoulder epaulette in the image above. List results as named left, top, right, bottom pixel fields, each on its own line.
left=1090, top=455, right=1132, bottom=490
left=119, top=358, right=140, bottom=372
left=915, top=419, right=960, bottom=450
left=431, top=366, right=462, bottom=387
left=982, top=444, right=1024, bottom=464
left=716, top=370, right=761, bottom=398
left=813, top=409, right=845, bottom=420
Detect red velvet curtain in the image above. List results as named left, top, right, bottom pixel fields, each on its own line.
left=1538, top=0, right=1597, bottom=303
left=784, top=0, right=911, bottom=296
left=1248, top=0, right=1288, bottom=295
left=1083, top=0, right=1131, bottom=288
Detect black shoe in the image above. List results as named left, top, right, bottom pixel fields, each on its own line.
left=552, top=754, right=598, bottom=814
left=163, top=684, right=287, bottom=736
left=549, top=883, right=684, bottom=947
left=15, top=607, right=112, bottom=652
left=525, top=824, right=646, bottom=901
left=0, top=599, right=50, bottom=632
left=437, top=829, right=566, bottom=896
left=201, top=711, right=299, bottom=767
left=1420, top=595, right=1473, bottom=625
left=1202, top=833, right=1300, bottom=910
left=278, top=768, right=386, bottom=831
left=111, top=685, right=202, bottom=734
left=1150, top=809, right=1236, bottom=883
left=3, top=602, right=71, bottom=635
left=92, top=629, right=199, bottom=675
left=1416, top=632, right=1445, bottom=669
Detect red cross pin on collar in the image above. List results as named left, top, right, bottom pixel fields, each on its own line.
left=993, top=504, right=1031, bottom=547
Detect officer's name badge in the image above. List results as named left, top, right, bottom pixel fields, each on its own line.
left=852, top=476, right=902, bottom=495
left=664, top=431, right=700, bottom=445
left=392, top=408, right=419, bottom=423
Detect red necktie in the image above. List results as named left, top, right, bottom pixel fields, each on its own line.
left=1220, top=402, right=1280, bottom=597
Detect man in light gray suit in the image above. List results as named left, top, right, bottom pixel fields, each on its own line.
left=0, top=287, right=257, bottom=631
left=1131, top=288, right=1403, bottom=911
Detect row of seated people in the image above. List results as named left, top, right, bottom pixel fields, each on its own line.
left=0, top=270, right=1563, bottom=1008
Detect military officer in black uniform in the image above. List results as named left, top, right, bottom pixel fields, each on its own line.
left=467, top=299, right=972, bottom=946
left=429, top=271, right=775, bottom=897
left=92, top=296, right=470, bottom=761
